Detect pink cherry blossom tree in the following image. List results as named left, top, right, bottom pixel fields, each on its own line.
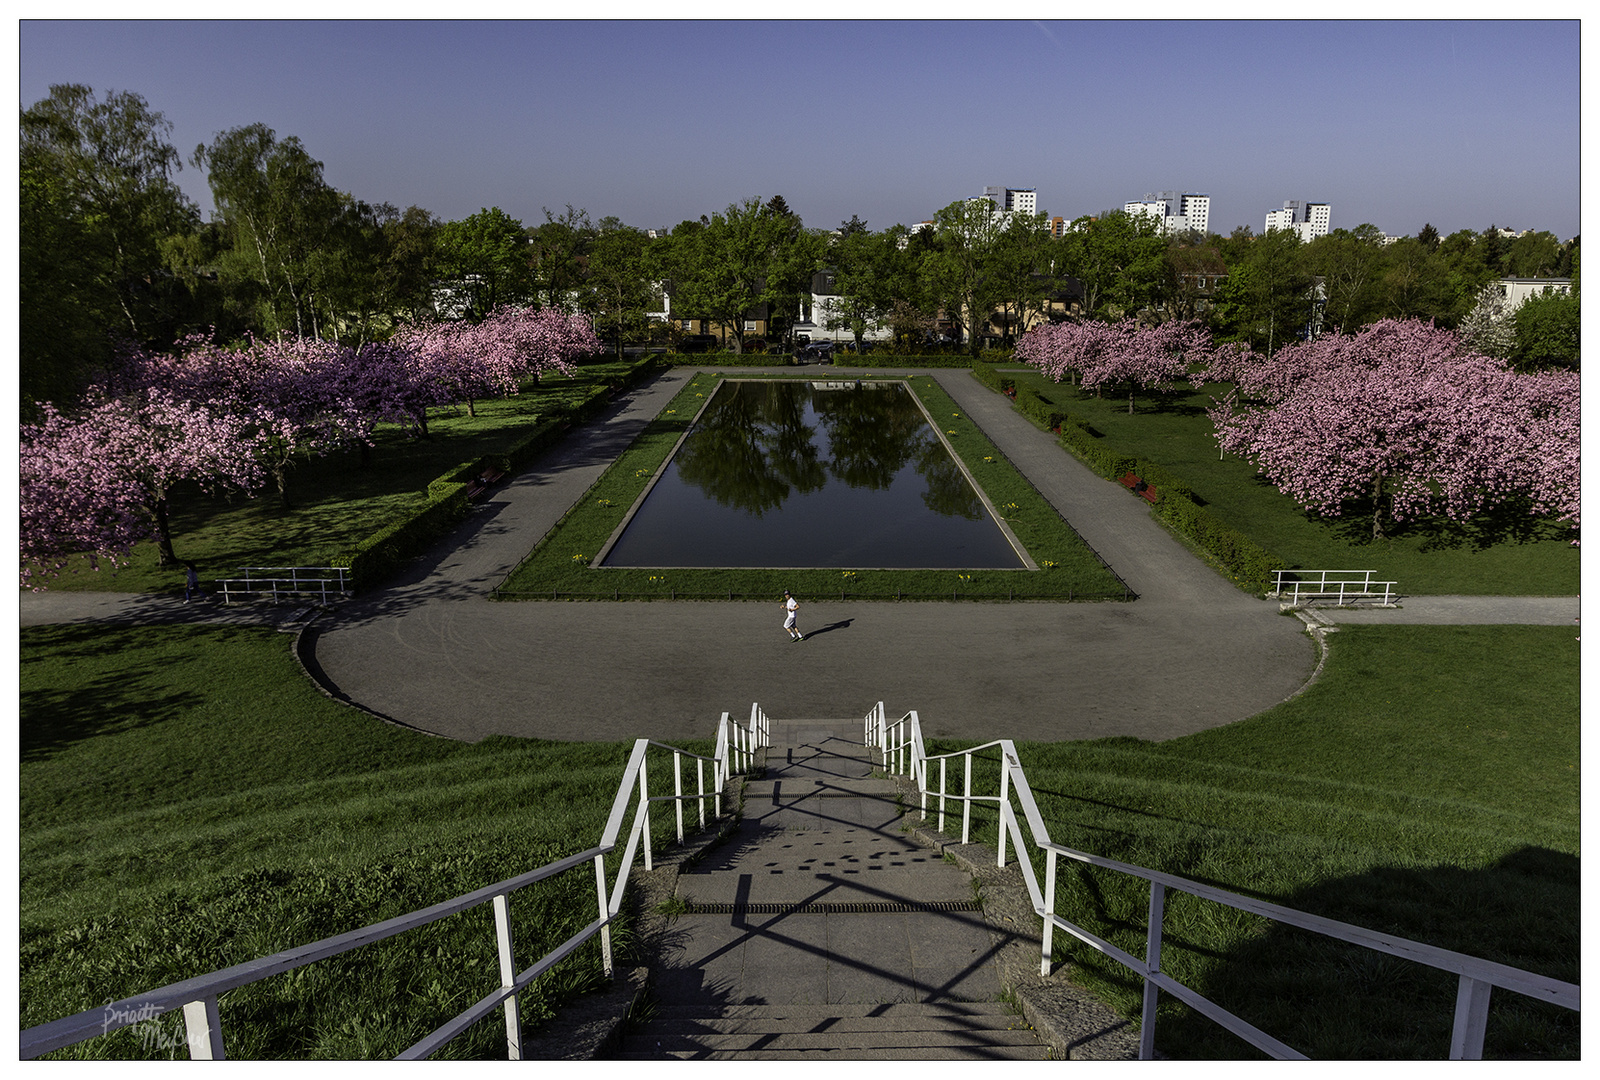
left=20, top=387, right=263, bottom=584
left=1015, top=319, right=1215, bottom=413
left=392, top=305, right=599, bottom=419
left=1078, top=320, right=1214, bottom=414
left=1206, top=319, right=1579, bottom=539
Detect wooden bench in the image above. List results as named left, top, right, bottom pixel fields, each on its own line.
left=465, top=467, right=507, bottom=502
left=1119, top=472, right=1158, bottom=504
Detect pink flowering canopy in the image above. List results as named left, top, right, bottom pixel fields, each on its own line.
left=20, top=388, right=264, bottom=584
left=1205, top=319, right=1579, bottom=538
left=1015, top=319, right=1215, bottom=413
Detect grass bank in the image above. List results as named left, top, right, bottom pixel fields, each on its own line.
left=993, top=368, right=1578, bottom=595
left=495, top=373, right=1126, bottom=601
left=929, top=624, right=1579, bottom=1058
left=19, top=622, right=711, bottom=1059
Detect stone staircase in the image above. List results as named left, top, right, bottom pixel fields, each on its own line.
left=616, top=719, right=1050, bottom=1060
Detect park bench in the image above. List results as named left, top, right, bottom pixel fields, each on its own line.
left=1119, top=472, right=1159, bottom=504
left=465, top=466, right=507, bottom=502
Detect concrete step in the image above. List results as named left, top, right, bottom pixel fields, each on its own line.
left=622, top=1002, right=1046, bottom=1060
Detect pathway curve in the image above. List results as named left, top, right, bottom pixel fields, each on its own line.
left=19, top=365, right=1577, bottom=744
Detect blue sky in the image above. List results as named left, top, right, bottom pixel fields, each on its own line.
left=17, top=16, right=1582, bottom=240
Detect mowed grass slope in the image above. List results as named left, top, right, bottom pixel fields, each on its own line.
left=997, top=368, right=1578, bottom=595
left=20, top=623, right=710, bottom=1059
left=931, top=624, right=1579, bottom=1058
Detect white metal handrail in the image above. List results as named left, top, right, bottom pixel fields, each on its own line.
left=1272, top=569, right=1396, bottom=606
left=866, top=707, right=1580, bottom=1060
left=218, top=567, right=353, bottom=606
left=22, top=706, right=771, bottom=1061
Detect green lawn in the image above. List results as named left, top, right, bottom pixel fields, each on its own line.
left=496, top=373, right=1126, bottom=601
left=998, top=368, right=1579, bottom=595
left=929, top=623, right=1579, bottom=1058
left=20, top=622, right=711, bottom=1059
left=30, top=360, right=647, bottom=597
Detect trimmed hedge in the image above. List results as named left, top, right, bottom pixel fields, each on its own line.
left=1014, top=386, right=1066, bottom=432
left=336, top=357, right=662, bottom=590
left=969, top=360, right=1014, bottom=395
left=660, top=351, right=795, bottom=366
left=835, top=354, right=988, bottom=368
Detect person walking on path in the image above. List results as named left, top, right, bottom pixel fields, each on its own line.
left=183, top=562, right=203, bottom=604
left=782, top=590, right=803, bottom=642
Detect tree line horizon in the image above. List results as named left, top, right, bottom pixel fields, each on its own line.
left=21, top=83, right=1580, bottom=419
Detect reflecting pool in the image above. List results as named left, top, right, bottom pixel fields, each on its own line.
left=598, top=379, right=1027, bottom=568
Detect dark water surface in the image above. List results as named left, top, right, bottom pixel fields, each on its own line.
left=599, top=380, right=1026, bottom=568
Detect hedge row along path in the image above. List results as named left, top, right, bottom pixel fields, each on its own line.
left=19, top=366, right=1578, bottom=744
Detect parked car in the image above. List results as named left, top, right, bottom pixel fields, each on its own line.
left=801, top=341, right=836, bottom=361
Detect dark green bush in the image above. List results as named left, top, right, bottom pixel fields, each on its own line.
left=969, top=360, right=1014, bottom=394
left=1014, top=386, right=1065, bottom=432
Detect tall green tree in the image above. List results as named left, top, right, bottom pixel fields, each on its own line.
left=659, top=198, right=818, bottom=353
left=20, top=84, right=203, bottom=408
left=380, top=205, right=443, bottom=325
left=921, top=199, right=1008, bottom=355
left=1379, top=237, right=1454, bottom=323
left=1303, top=226, right=1386, bottom=332
left=1055, top=211, right=1168, bottom=320
left=527, top=204, right=593, bottom=311
left=584, top=222, right=655, bottom=358
left=434, top=207, right=533, bottom=318
left=1210, top=227, right=1314, bottom=353
left=193, top=124, right=347, bottom=340
left=988, top=214, right=1056, bottom=344
left=1512, top=289, right=1580, bottom=371
left=822, top=225, right=900, bottom=349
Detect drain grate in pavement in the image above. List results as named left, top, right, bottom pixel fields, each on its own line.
left=682, top=899, right=982, bottom=916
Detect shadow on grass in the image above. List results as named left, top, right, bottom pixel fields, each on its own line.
left=1151, top=847, right=1579, bottom=1059
left=1312, top=497, right=1567, bottom=553
left=21, top=624, right=205, bottom=762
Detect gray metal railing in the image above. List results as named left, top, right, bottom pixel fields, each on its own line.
left=865, top=704, right=1579, bottom=1060
left=1271, top=569, right=1397, bottom=606
left=22, top=708, right=771, bottom=1061
left=216, top=567, right=353, bottom=606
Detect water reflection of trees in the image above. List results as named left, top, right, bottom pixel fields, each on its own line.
left=674, top=381, right=984, bottom=520
left=915, top=442, right=983, bottom=519
left=674, top=381, right=825, bottom=516
left=814, top=386, right=924, bottom=489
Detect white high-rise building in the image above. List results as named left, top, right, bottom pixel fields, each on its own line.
left=981, top=186, right=1037, bottom=215
left=1264, top=200, right=1331, bottom=242
left=1123, top=191, right=1210, bottom=236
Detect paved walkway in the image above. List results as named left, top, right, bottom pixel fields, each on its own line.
left=17, top=365, right=1579, bottom=745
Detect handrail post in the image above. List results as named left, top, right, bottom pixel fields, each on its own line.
left=962, top=751, right=972, bottom=844
left=1449, top=976, right=1493, bottom=1060
left=1041, top=850, right=1058, bottom=976
left=673, top=750, right=685, bottom=843
left=1139, top=881, right=1167, bottom=1061
left=492, top=893, right=523, bottom=1059
left=594, top=853, right=614, bottom=977
left=639, top=757, right=652, bottom=872
left=937, top=757, right=946, bottom=831
left=182, top=996, right=225, bottom=1060
left=696, top=757, right=706, bottom=829
left=997, top=760, right=1010, bottom=867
